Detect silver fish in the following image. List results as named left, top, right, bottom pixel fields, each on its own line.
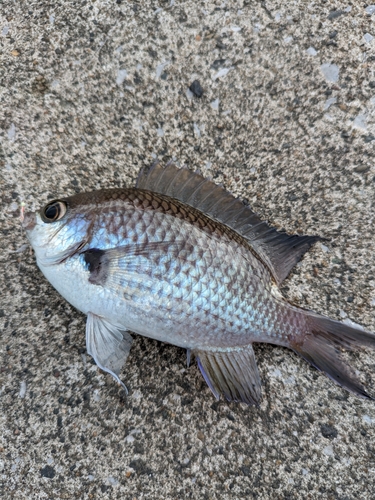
left=22, top=163, right=375, bottom=405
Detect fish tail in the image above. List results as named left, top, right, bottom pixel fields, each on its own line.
left=290, top=312, right=375, bottom=399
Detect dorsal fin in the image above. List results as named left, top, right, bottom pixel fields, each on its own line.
left=136, top=162, right=322, bottom=284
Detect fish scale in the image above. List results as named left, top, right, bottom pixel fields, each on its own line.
left=107, top=210, right=271, bottom=345
left=87, top=202, right=275, bottom=338
left=22, top=162, right=375, bottom=405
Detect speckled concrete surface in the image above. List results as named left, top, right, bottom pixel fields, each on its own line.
left=1, top=1, right=375, bottom=498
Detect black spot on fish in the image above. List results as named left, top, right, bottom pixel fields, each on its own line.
left=83, top=248, right=108, bottom=285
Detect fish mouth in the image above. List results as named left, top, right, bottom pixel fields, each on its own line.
left=22, top=212, right=36, bottom=231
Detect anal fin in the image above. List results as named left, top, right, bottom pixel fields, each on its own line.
left=86, top=312, right=133, bottom=393
left=194, top=344, right=262, bottom=406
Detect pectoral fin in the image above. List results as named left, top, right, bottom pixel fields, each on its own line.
left=86, top=312, right=133, bottom=393
left=195, top=344, right=262, bottom=406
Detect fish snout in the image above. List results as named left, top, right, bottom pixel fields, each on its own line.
left=22, top=212, right=37, bottom=231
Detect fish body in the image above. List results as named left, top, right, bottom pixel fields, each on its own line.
left=23, top=163, right=375, bottom=404
left=35, top=189, right=291, bottom=349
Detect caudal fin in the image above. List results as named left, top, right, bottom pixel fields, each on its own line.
left=292, top=314, right=375, bottom=399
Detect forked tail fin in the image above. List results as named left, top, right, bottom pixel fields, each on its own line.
left=291, top=313, right=375, bottom=399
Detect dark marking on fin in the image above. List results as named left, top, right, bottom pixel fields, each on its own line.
left=194, top=344, right=262, bottom=406
left=137, top=162, right=322, bottom=284
left=82, top=248, right=108, bottom=285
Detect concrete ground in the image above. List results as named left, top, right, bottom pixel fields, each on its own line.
left=1, top=1, right=375, bottom=498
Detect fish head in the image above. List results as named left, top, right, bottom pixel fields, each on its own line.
left=22, top=197, right=92, bottom=267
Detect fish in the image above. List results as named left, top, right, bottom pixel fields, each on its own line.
left=22, top=162, right=375, bottom=405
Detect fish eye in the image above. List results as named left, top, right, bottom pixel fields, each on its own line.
left=41, top=201, right=67, bottom=223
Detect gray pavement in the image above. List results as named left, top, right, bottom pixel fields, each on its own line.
left=1, top=1, right=375, bottom=498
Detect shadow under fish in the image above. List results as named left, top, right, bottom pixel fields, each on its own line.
left=22, top=162, right=375, bottom=405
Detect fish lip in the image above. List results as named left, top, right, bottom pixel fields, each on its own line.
left=22, top=212, right=36, bottom=231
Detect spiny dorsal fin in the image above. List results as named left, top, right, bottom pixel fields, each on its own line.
left=136, top=162, right=321, bottom=284
left=194, top=344, right=262, bottom=406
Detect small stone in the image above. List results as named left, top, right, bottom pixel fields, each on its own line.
left=363, top=33, right=373, bottom=43
left=365, top=5, right=375, bottom=15
left=11, top=49, right=19, bottom=56
left=210, top=98, right=219, bottom=111
left=211, top=59, right=226, bottom=70
left=197, top=431, right=205, bottom=441
left=352, top=114, right=367, bottom=131
left=116, top=69, right=127, bottom=86
left=320, top=63, right=339, bottom=83
left=189, top=80, right=204, bottom=98
left=19, top=381, right=26, bottom=398
left=40, top=465, right=56, bottom=478
left=327, top=10, right=344, bottom=20
left=7, top=123, right=16, bottom=141
left=354, top=164, right=370, bottom=173
left=106, top=476, right=119, bottom=486
left=306, top=47, right=317, bottom=56
left=323, top=445, right=334, bottom=457
left=324, top=97, right=337, bottom=110
left=320, top=424, right=338, bottom=439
